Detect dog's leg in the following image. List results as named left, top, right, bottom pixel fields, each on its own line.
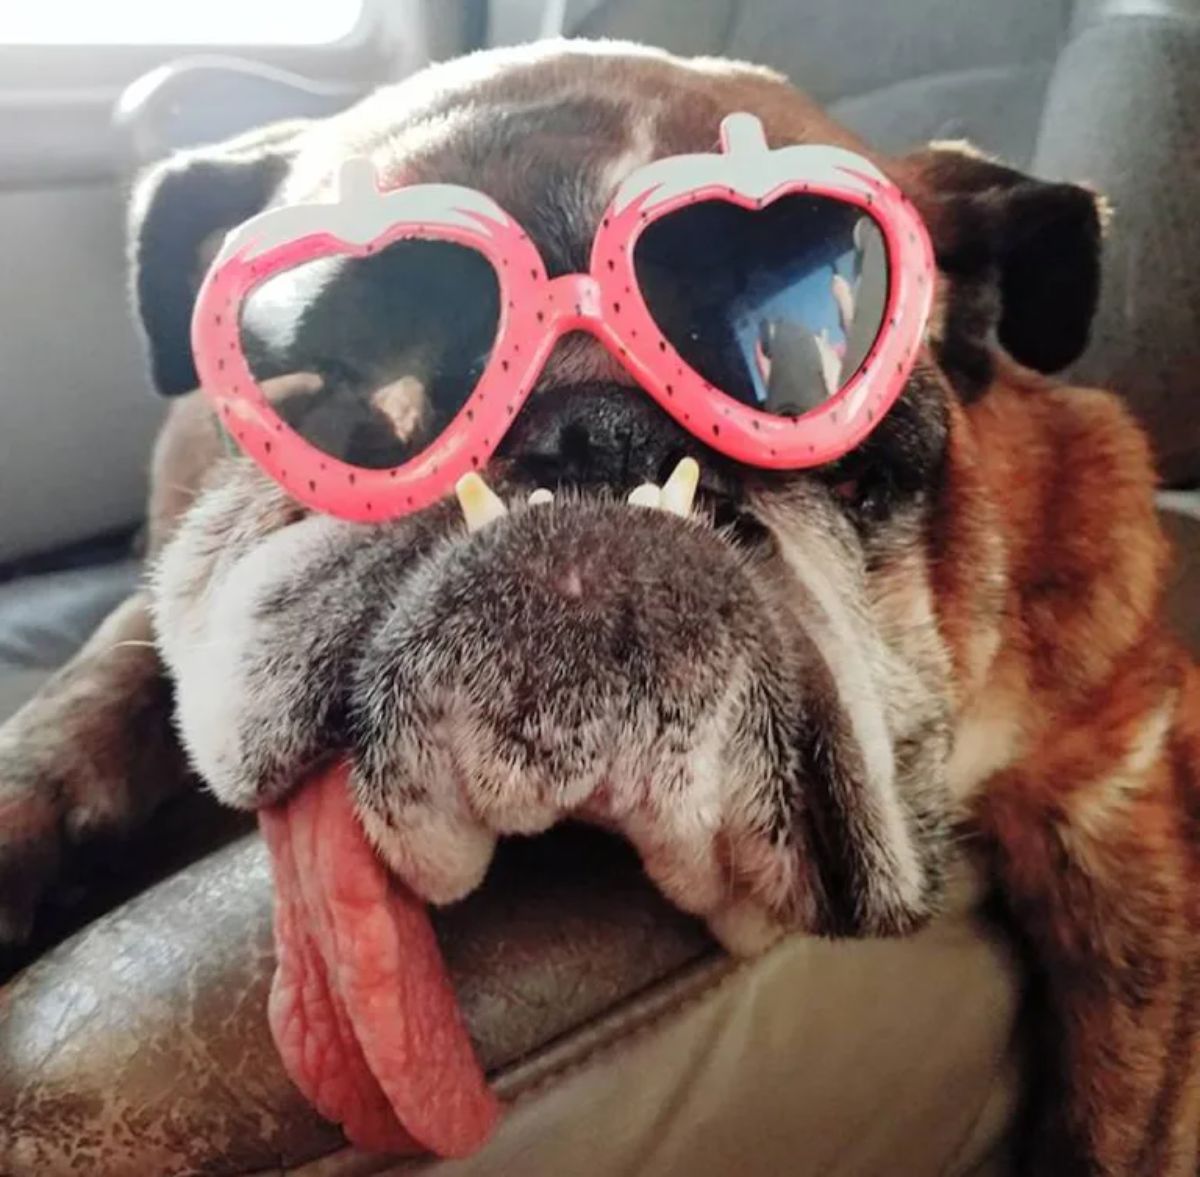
left=977, top=663, right=1200, bottom=1176
left=0, top=591, right=191, bottom=940
left=0, top=394, right=223, bottom=942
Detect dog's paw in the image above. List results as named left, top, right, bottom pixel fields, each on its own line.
left=0, top=682, right=181, bottom=943
left=0, top=739, right=66, bottom=943
left=0, top=596, right=187, bottom=943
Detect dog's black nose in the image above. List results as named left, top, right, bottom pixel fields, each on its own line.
left=499, top=383, right=711, bottom=491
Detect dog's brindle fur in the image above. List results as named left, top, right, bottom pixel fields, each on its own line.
left=0, top=42, right=1197, bottom=1175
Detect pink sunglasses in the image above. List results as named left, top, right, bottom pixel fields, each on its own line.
left=192, top=113, right=935, bottom=522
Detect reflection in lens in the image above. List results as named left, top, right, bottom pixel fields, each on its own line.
left=633, top=196, right=888, bottom=418
left=239, top=239, right=500, bottom=469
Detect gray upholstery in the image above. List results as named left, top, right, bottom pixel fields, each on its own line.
left=1162, top=492, right=1200, bottom=655
left=0, top=185, right=164, bottom=566
left=1034, top=7, right=1200, bottom=486
left=0, top=559, right=139, bottom=723
left=0, top=668, right=52, bottom=729
left=115, top=57, right=359, bottom=167
left=573, top=0, right=1071, bottom=156
left=829, top=64, right=1052, bottom=170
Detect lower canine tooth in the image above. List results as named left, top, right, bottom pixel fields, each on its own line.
left=528, top=488, right=554, bottom=506
left=660, top=457, right=700, bottom=516
left=455, top=473, right=509, bottom=532
left=627, top=483, right=662, bottom=509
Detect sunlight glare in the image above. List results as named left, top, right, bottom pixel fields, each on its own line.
left=0, top=0, right=365, bottom=46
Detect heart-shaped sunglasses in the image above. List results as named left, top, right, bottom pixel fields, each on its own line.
left=191, top=112, right=935, bottom=522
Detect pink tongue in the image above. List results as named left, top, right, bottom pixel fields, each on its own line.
left=258, top=762, right=499, bottom=1157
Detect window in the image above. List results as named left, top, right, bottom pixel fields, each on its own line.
left=0, top=0, right=366, bottom=46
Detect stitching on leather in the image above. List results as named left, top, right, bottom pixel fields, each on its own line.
left=494, top=952, right=748, bottom=1107
left=936, top=1039, right=1022, bottom=1176
left=266, top=953, right=741, bottom=1176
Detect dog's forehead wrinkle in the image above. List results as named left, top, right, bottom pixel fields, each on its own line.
left=278, top=36, right=873, bottom=215
left=289, top=87, right=666, bottom=274
left=597, top=108, right=661, bottom=196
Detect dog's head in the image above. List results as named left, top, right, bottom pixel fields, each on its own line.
left=134, top=42, right=1110, bottom=946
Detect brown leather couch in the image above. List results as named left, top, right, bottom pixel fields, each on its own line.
left=3, top=813, right=1026, bottom=1176
left=2, top=1, right=1198, bottom=1173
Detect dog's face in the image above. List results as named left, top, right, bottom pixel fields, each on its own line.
left=135, top=42, right=1104, bottom=948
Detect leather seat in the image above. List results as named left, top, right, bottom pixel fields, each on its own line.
left=2, top=823, right=1021, bottom=1177
left=0, top=558, right=138, bottom=722
left=1, top=1, right=1197, bottom=1173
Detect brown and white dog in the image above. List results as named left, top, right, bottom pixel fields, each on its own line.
left=1, top=40, right=1198, bottom=1175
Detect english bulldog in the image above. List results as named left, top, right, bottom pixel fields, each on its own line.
left=1, top=40, right=1197, bottom=1175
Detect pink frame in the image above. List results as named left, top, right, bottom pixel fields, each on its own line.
left=192, top=113, right=935, bottom=522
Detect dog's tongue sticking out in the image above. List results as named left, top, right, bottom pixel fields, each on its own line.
left=258, top=762, right=499, bottom=1157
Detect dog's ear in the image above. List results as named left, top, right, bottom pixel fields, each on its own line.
left=903, top=142, right=1105, bottom=396
left=128, top=120, right=308, bottom=395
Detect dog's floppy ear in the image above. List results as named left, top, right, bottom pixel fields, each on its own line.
left=128, top=120, right=308, bottom=395
left=903, top=142, right=1104, bottom=395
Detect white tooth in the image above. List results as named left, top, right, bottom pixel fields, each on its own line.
left=528, top=488, right=555, bottom=506
left=455, top=472, right=509, bottom=532
left=627, top=483, right=662, bottom=509
left=660, top=457, right=700, bottom=517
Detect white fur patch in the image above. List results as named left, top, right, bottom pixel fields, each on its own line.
left=156, top=513, right=345, bottom=800
left=1071, top=703, right=1173, bottom=839
left=771, top=528, right=927, bottom=913
left=946, top=703, right=1025, bottom=802
left=598, top=112, right=658, bottom=198
left=708, top=898, right=786, bottom=957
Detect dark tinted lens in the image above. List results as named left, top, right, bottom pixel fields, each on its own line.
left=633, top=195, right=888, bottom=417
left=239, top=239, right=500, bottom=469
